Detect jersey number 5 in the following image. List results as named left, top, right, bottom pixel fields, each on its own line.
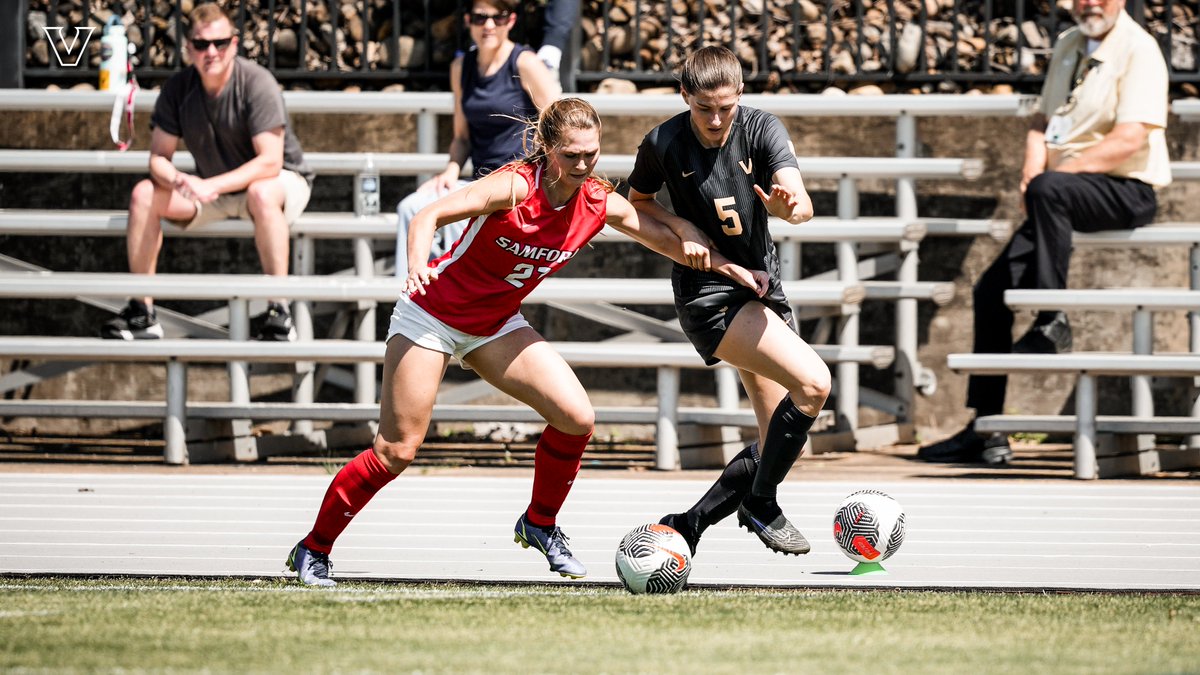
left=505, top=262, right=552, bottom=288
left=714, top=197, right=743, bottom=236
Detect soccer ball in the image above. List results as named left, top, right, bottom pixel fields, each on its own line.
left=614, top=524, right=692, bottom=594
left=832, top=490, right=906, bottom=566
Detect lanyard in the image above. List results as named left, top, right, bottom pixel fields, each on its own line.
left=109, top=56, right=138, bottom=151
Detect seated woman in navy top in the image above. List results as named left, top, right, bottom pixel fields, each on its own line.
left=394, top=0, right=558, bottom=276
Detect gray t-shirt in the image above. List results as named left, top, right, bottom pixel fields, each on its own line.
left=151, top=56, right=313, bottom=185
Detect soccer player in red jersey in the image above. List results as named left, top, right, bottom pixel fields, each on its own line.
left=287, top=98, right=766, bottom=585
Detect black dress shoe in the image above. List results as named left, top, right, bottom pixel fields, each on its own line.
left=919, top=425, right=1013, bottom=465
left=918, top=424, right=985, bottom=462
left=1013, top=312, right=1072, bottom=354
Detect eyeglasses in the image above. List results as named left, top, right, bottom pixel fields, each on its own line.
left=467, top=11, right=511, bottom=26
left=190, top=37, right=234, bottom=51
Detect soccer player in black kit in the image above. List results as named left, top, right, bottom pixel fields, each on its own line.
left=626, top=46, right=829, bottom=556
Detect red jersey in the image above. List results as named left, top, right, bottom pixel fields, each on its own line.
left=411, top=162, right=608, bottom=336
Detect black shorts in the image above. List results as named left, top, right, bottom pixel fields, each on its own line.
left=672, top=265, right=796, bottom=366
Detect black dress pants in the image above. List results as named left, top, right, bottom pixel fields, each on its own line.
left=966, top=171, right=1157, bottom=416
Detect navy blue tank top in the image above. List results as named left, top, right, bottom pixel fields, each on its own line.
left=460, top=44, right=537, bottom=179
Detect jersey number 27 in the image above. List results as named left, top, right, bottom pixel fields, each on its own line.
left=505, top=263, right=552, bottom=288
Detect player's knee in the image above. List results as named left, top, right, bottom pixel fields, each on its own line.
left=800, top=364, right=832, bottom=408
left=555, top=408, right=595, bottom=437
left=371, top=437, right=417, bottom=473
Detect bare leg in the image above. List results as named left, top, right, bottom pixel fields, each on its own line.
left=126, top=178, right=196, bottom=307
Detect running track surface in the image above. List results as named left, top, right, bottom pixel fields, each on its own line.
left=1, top=473, right=1197, bottom=591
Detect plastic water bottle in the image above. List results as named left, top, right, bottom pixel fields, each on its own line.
left=99, top=16, right=128, bottom=92
left=355, top=153, right=380, bottom=216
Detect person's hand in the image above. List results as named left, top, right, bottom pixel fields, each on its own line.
left=754, top=183, right=803, bottom=220
left=673, top=221, right=713, bottom=271
left=404, top=265, right=439, bottom=296
left=718, top=263, right=769, bottom=297
left=1019, top=167, right=1044, bottom=214
left=418, top=169, right=458, bottom=195
left=174, top=173, right=219, bottom=203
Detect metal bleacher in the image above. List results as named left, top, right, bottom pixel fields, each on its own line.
left=0, top=89, right=1036, bottom=466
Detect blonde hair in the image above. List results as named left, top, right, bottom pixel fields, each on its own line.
left=509, top=98, right=613, bottom=194
left=189, top=2, right=233, bottom=36
left=680, top=46, right=743, bottom=95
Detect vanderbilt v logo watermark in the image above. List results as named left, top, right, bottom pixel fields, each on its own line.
left=42, top=26, right=96, bottom=67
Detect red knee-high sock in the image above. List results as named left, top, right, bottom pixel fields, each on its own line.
left=525, top=425, right=591, bottom=527
left=302, top=448, right=397, bottom=554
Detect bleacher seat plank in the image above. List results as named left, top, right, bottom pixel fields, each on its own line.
left=0, top=272, right=863, bottom=307
left=947, top=353, right=1200, bottom=376
left=1004, top=288, right=1200, bottom=311
left=973, top=415, right=1200, bottom=436
left=0, top=149, right=984, bottom=181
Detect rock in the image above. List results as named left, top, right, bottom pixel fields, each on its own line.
left=896, top=22, right=923, bottom=73
left=849, top=84, right=884, bottom=95
left=990, top=83, right=1014, bottom=95
left=830, top=49, right=855, bottom=74
left=820, top=86, right=847, bottom=96
left=797, top=0, right=820, bottom=22
left=595, top=77, right=637, bottom=94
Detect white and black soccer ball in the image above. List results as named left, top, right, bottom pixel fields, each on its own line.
left=614, top=523, right=692, bottom=594
left=832, top=490, right=906, bottom=564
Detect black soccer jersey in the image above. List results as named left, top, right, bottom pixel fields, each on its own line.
left=627, top=105, right=799, bottom=274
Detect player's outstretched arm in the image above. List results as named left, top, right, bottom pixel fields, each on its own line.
left=753, top=166, right=813, bottom=224
left=607, top=193, right=767, bottom=296
left=626, top=187, right=713, bottom=271
left=405, top=170, right=528, bottom=295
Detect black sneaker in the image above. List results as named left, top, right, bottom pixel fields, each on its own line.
left=257, top=302, right=296, bottom=342
left=100, top=300, right=163, bottom=340
left=981, top=432, right=1014, bottom=465
left=658, top=513, right=699, bottom=557
left=1013, top=312, right=1072, bottom=354
left=919, top=424, right=1013, bottom=465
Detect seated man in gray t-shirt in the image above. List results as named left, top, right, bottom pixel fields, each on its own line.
left=102, top=1, right=313, bottom=342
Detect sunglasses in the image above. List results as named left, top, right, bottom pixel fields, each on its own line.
left=467, top=10, right=512, bottom=26
left=190, top=36, right=234, bottom=51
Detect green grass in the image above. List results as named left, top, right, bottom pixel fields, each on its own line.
left=1, top=577, right=1197, bottom=673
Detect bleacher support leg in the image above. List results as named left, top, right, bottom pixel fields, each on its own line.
left=354, top=237, right=377, bottom=405
left=165, top=359, right=187, bottom=465
left=292, top=236, right=316, bottom=437
left=894, top=113, right=919, bottom=439
left=1191, top=245, right=1199, bottom=450
left=656, top=367, right=681, bottom=471
left=1131, top=309, right=1154, bottom=451
left=228, top=299, right=250, bottom=404
left=835, top=179, right=860, bottom=436
left=716, top=367, right=742, bottom=461
left=417, top=112, right=437, bottom=186
left=1075, top=374, right=1098, bottom=479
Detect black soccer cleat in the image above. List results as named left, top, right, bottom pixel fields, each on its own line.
left=658, top=513, right=699, bottom=557
left=736, top=502, right=811, bottom=556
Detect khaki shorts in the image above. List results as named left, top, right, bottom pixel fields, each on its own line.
left=176, top=169, right=312, bottom=229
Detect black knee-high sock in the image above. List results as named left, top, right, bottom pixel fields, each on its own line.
left=682, top=443, right=759, bottom=536
left=748, top=395, right=816, bottom=503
